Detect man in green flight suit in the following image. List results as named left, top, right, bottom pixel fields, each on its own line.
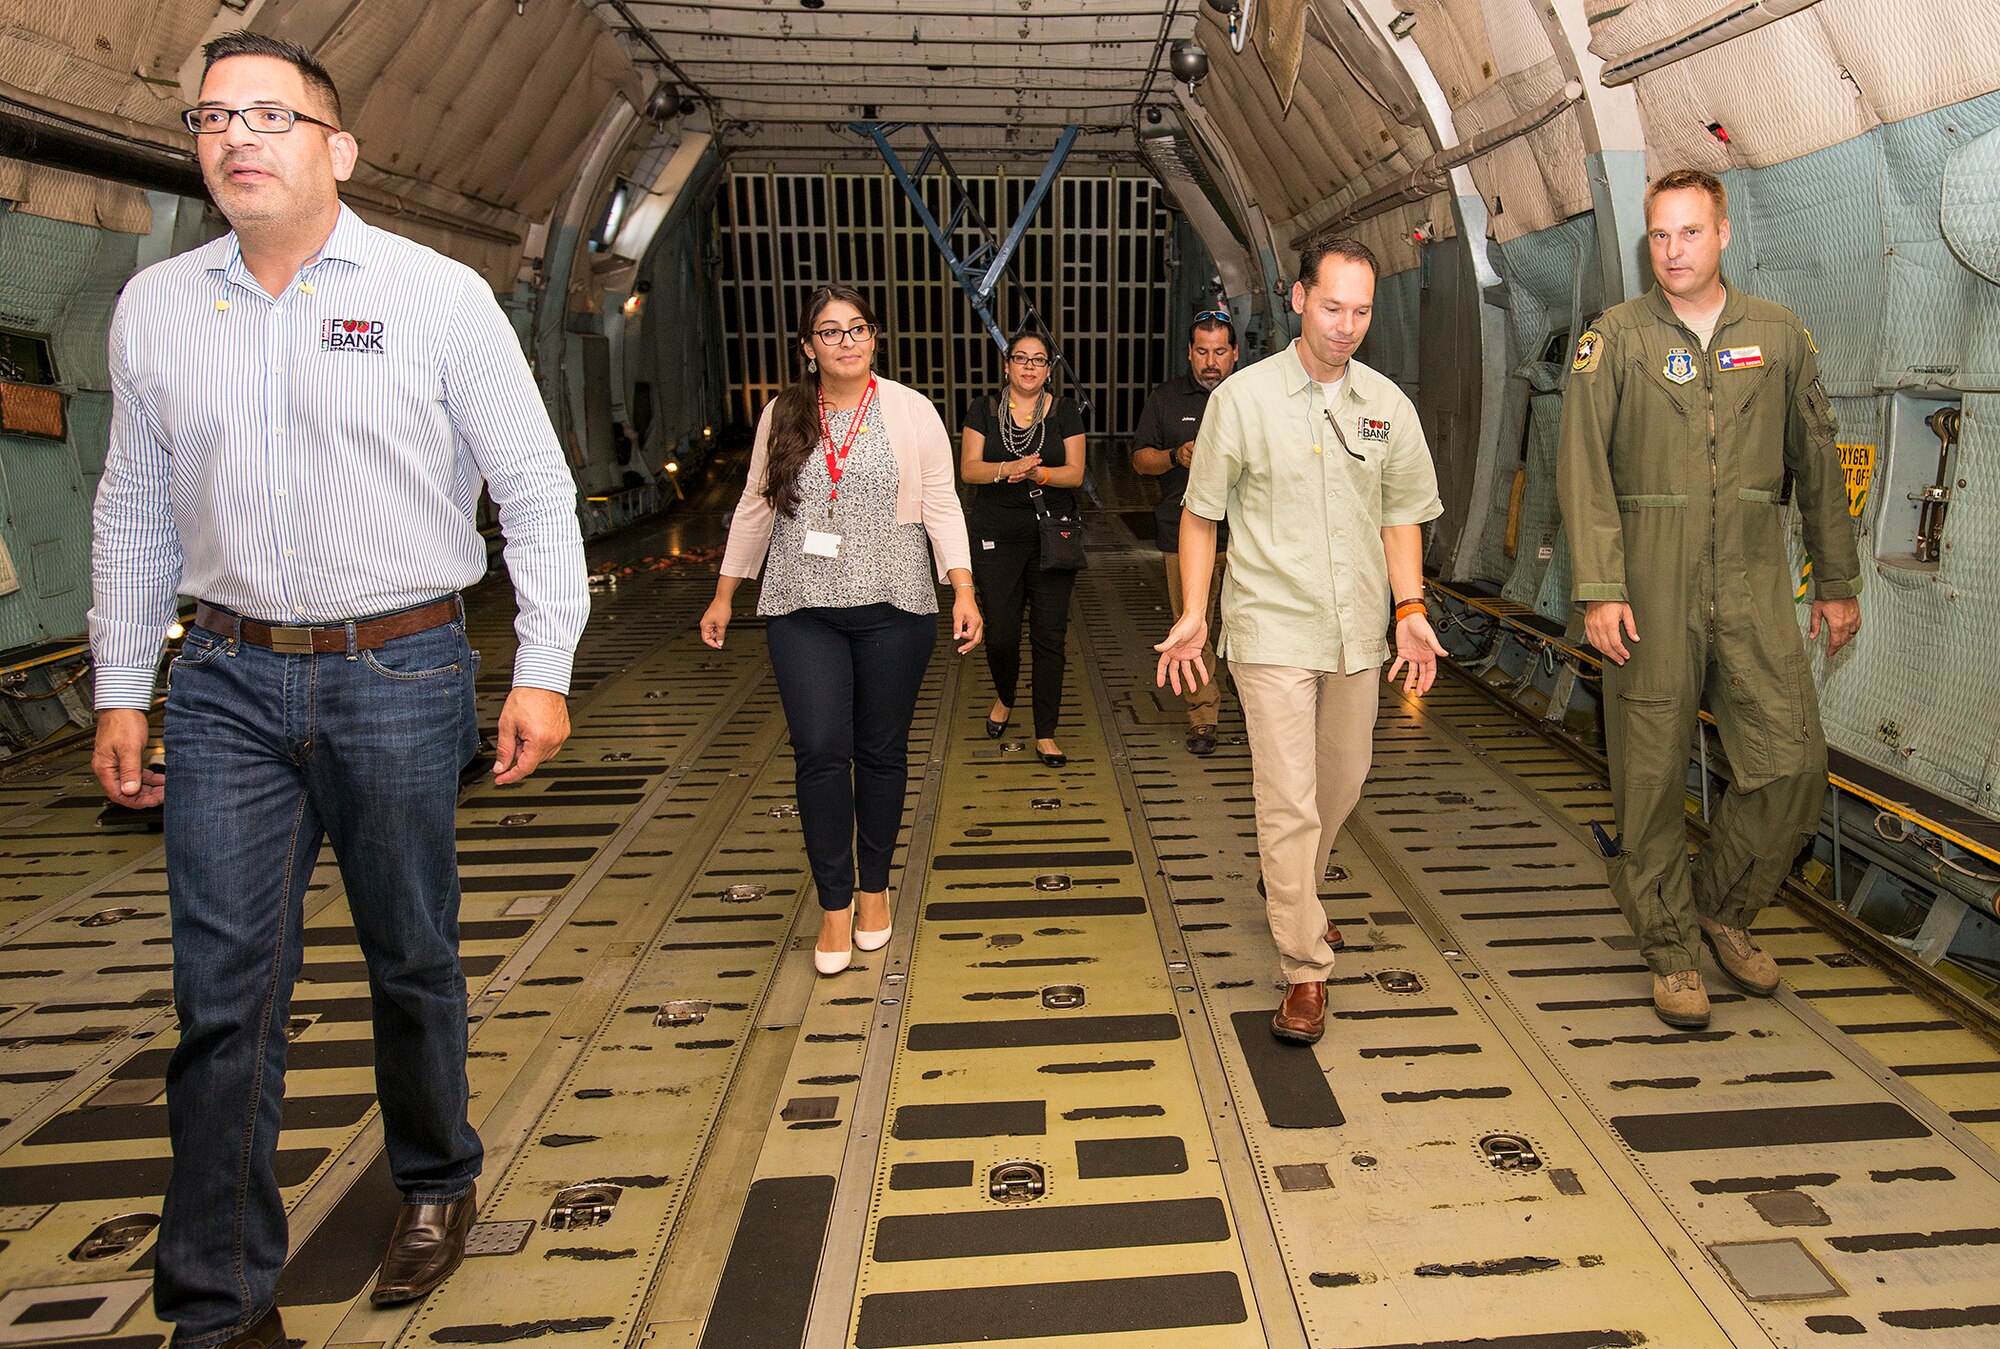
left=1557, top=168, right=1863, bottom=1029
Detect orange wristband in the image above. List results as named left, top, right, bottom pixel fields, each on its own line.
left=1394, top=599, right=1426, bottom=621
left=1036, top=469, right=1051, bottom=485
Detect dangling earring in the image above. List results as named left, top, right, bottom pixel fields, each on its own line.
left=807, top=357, right=817, bottom=373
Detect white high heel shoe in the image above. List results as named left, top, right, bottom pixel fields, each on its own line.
left=854, top=894, right=892, bottom=952
left=813, top=944, right=852, bottom=975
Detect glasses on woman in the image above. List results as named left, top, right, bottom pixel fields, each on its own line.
left=812, top=323, right=878, bottom=346
left=1008, top=353, right=1050, bottom=369
left=183, top=105, right=339, bottom=134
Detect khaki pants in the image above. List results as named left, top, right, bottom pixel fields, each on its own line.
left=1233, top=661, right=1379, bottom=983
left=1163, top=553, right=1226, bottom=726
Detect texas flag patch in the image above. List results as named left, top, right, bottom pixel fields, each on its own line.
left=1716, top=345, right=1763, bottom=371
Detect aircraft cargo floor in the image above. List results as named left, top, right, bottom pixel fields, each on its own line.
left=1, top=501, right=1998, bottom=1349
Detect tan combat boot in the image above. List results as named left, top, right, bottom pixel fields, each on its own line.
left=1652, top=970, right=1710, bottom=1029
left=1698, top=915, right=1781, bottom=996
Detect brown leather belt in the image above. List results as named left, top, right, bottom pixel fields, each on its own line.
left=193, top=598, right=460, bottom=655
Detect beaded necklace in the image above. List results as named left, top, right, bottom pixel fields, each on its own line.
left=996, top=389, right=1049, bottom=462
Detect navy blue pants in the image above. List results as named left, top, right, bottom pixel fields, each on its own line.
left=157, top=608, right=481, bottom=1346
left=765, top=604, right=935, bottom=910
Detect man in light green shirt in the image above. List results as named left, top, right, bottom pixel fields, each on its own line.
left=1156, top=234, right=1446, bottom=1045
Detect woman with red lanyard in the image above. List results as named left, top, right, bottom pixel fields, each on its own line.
left=702, top=286, right=982, bottom=974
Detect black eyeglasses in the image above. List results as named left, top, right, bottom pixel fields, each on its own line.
left=1007, top=353, right=1051, bottom=369
left=184, top=106, right=340, bottom=135
left=812, top=323, right=878, bottom=346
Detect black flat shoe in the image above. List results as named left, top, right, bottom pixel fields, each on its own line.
left=985, top=715, right=1010, bottom=738
left=1039, top=751, right=1067, bottom=767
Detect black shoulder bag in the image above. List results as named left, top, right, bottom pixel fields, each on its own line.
left=1029, top=487, right=1087, bottom=571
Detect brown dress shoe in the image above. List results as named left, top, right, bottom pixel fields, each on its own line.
left=370, top=1187, right=477, bottom=1306
left=218, top=1307, right=285, bottom=1349
left=1697, top=915, right=1781, bottom=995
left=1186, top=724, right=1217, bottom=756
left=1271, top=980, right=1327, bottom=1044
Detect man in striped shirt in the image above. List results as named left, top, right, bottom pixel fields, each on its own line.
left=88, top=31, right=587, bottom=1349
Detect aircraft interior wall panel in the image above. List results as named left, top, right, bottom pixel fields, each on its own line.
left=1500, top=392, right=1566, bottom=615
left=0, top=210, right=138, bottom=651
left=1489, top=211, right=1603, bottom=370
left=1358, top=267, right=1422, bottom=394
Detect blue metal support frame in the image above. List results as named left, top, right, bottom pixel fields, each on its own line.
left=849, top=120, right=1080, bottom=355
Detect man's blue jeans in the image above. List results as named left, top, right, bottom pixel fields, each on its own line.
left=155, top=610, right=482, bottom=1346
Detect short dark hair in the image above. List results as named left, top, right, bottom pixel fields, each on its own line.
left=1645, top=167, right=1727, bottom=221
left=1297, top=233, right=1378, bottom=292
left=201, top=30, right=343, bottom=126
left=1189, top=315, right=1237, bottom=346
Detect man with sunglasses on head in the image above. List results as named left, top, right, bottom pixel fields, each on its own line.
left=1132, top=311, right=1240, bottom=755
left=89, top=31, right=586, bottom=1349
left=1155, top=234, right=1445, bottom=1047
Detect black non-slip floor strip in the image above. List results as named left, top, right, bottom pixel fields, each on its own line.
left=905, top=1013, right=1181, bottom=1053
left=697, top=1175, right=836, bottom=1349
left=873, top=1196, right=1227, bottom=1262
left=1230, top=1010, right=1346, bottom=1128
left=853, top=1270, right=1248, bottom=1349
left=0, top=1147, right=328, bottom=1205
left=890, top=1100, right=1047, bottom=1140
left=27, top=1092, right=373, bottom=1146
left=1074, top=1134, right=1188, bottom=1179
left=276, top=1152, right=403, bottom=1304
left=1610, top=1101, right=1930, bottom=1154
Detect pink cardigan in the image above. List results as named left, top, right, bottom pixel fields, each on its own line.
left=719, top=375, right=973, bottom=583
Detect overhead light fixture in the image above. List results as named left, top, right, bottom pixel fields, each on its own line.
left=1389, top=10, right=1417, bottom=39
left=1169, top=40, right=1209, bottom=94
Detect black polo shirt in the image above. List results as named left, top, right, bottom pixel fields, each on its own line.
left=1132, top=375, right=1227, bottom=553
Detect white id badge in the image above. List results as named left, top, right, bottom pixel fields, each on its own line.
left=802, top=530, right=842, bottom=558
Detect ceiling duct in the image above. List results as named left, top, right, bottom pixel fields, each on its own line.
left=1597, top=0, right=1826, bottom=88
left=1139, top=125, right=1255, bottom=301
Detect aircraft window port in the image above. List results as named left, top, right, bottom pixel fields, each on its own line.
left=988, top=1161, right=1047, bottom=1204
left=1034, top=874, right=1072, bottom=892
left=1479, top=1134, right=1544, bottom=1173
left=545, top=1183, right=623, bottom=1230
left=1040, top=984, right=1086, bottom=1010
left=70, top=1213, right=159, bottom=1261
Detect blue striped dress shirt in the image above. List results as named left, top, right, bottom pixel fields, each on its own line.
left=90, top=204, right=588, bottom=708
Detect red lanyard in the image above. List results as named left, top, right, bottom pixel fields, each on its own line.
left=817, top=378, right=878, bottom=507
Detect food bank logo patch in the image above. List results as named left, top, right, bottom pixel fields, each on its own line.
left=1357, top=416, right=1390, bottom=442
left=321, top=318, right=384, bottom=352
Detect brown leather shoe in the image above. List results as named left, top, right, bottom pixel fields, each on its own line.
left=370, top=1187, right=477, bottom=1306
left=1697, top=915, right=1781, bottom=996
left=217, top=1308, right=284, bottom=1349
left=1271, top=980, right=1327, bottom=1044
left=1186, top=724, right=1217, bottom=756
left=1324, top=918, right=1345, bottom=951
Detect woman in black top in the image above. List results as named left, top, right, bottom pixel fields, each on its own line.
left=959, top=333, right=1088, bottom=766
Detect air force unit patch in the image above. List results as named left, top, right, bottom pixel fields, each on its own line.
left=1664, top=347, right=1697, bottom=384
left=1572, top=329, right=1602, bottom=374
